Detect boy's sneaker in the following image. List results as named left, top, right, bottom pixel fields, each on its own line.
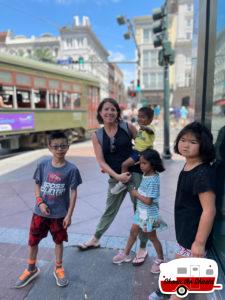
left=148, top=289, right=165, bottom=300
left=53, top=267, right=69, bottom=287
left=113, top=250, right=132, bottom=264
left=15, top=267, right=40, bottom=288
left=151, top=258, right=164, bottom=274
left=111, top=182, right=127, bottom=194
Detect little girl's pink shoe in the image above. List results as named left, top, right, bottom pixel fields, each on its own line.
left=150, top=258, right=164, bottom=274
left=113, top=250, right=132, bottom=264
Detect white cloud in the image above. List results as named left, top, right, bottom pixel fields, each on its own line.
left=55, top=0, right=73, bottom=4
left=55, top=0, right=85, bottom=4
left=120, top=67, right=135, bottom=87
left=108, top=50, right=126, bottom=62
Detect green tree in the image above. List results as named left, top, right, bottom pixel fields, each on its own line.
left=32, top=48, right=54, bottom=63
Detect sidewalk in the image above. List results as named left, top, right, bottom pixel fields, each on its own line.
left=0, top=125, right=185, bottom=300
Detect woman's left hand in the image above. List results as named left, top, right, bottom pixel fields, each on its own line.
left=191, top=241, right=205, bottom=257
left=118, top=172, right=131, bottom=183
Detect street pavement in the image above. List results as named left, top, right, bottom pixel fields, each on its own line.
left=0, top=123, right=208, bottom=300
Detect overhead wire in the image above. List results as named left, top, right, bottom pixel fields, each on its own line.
left=0, top=0, right=61, bottom=31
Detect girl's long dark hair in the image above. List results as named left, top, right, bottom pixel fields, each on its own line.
left=96, top=98, right=121, bottom=124
left=174, top=121, right=215, bottom=163
left=141, top=149, right=165, bottom=173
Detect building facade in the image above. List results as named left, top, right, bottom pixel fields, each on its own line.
left=133, top=16, right=164, bottom=107
left=59, top=16, right=109, bottom=100
left=132, top=0, right=194, bottom=109
left=0, top=16, right=124, bottom=101
left=170, top=0, right=194, bottom=107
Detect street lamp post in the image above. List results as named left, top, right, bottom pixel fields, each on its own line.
left=117, top=16, right=141, bottom=104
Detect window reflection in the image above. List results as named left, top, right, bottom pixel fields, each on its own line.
left=212, top=0, right=225, bottom=139
left=212, top=0, right=225, bottom=274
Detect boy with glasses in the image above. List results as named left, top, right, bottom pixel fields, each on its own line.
left=15, top=131, right=82, bottom=288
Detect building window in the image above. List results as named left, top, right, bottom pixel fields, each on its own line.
left=143, top=50, right=158, bottom=67
left=143, top=73, right=163, bottom=89
left=143, top=29, right=152, bottom=43
left=66, top=38, right=73, bottom=48
left=185, top=71, right=191, bottom=87
left=186, top=18, right=192, bottom=27
left=187, top=4, right=192, bottom=11
left=186, top=32, right=192, bottom=39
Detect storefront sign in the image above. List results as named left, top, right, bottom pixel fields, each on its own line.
left=0, top=113, right=35, bottom=132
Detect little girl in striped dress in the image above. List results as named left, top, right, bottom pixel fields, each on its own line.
left=113, top=149, right=167, bottom=273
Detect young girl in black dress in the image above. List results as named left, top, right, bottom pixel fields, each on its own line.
left=149, top=121, right=216, bottom=300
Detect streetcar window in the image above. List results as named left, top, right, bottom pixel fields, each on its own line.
left=71, top=93, right=81, bottom=108
left=49, top=93, right=60, bottom=109
left=17, top=90, right=31, bottom=108
left=0, top=86, right=13, bottom=108
left=62, top=92, right=71, bottom=109
left=35, top=90, right=46, bottom=108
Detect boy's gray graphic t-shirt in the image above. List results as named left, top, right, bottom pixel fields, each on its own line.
left=33, top=158, right=82, bottom=218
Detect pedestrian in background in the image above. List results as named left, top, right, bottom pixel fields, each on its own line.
left=111, top=106, right=155, bottom=195
left=179, top=105, right=188, bottom=127
left=113, top=149, right=167, bottom=275
left=153, top=105, right=161, bottom=125
left=149, top=122, right=216, bottom=300
left=15, top=131, right=82, bottom=288
left=78, top=98, right=149, bottom=266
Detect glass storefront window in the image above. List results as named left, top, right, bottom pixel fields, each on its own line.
left=212, top=0, right=225, bottom=273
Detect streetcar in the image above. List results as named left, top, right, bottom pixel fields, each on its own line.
left=0, top=53, right=100, bottom=150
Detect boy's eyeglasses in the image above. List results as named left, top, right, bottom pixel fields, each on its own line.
left=50, top=144, right=69, bottom=150
left=110, top=137, right=116, bottom=153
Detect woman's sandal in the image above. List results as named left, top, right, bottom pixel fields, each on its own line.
left=78, top=242, right=101, bottom=251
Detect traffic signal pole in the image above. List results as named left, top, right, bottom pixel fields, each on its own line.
left=117, top=16, right=142, bottom=104
left=152, top=0, right=174, bottom=159
left=162, top=0, right=172, bottom=159
left=163, top=61, right=171, bottom=159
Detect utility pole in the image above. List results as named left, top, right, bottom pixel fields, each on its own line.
left=117, top=16, right=141, bottom=105
left=152, top=1, right=175, bottom=159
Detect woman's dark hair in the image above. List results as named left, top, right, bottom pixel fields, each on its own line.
left=48, top=131, right=68, bottom=144
left=96, top=98, right=121, bottom=124
left=141, top=149, right=165, bottom=173
left=174, top=121, right=215, bottom=163
left=138, top=106, right=154, bottom=120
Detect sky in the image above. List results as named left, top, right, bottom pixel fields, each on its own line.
left=0, top=0, right=163, bottom=85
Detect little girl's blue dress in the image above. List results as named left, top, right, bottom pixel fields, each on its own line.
left=133, top=174, right=167, bottom=232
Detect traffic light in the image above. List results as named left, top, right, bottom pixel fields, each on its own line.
left=152, top=5, right=166, bottom=48
left=136, top=79, right=141, bottom=92
left=128, top=89, right=136, bottom=97
left=163, top=41, right=175, bottom=65
left=152, top=4, right=175, bottom=66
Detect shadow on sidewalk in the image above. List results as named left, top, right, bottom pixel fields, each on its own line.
left=26, top=246, right=160, bottom=300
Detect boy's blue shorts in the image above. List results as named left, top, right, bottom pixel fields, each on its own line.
left=130, top=149, right=140, bottom=162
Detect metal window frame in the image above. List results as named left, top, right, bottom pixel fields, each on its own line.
left=194, top=0, right=217, bottom=129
